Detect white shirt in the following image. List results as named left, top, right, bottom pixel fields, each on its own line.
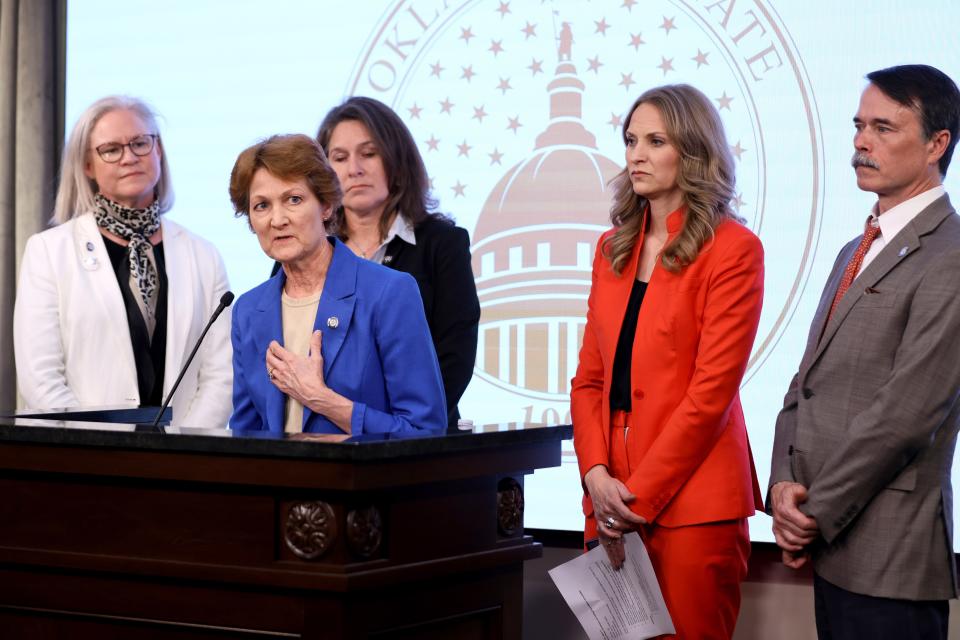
left=369, top=214, right=417, bottom=264
left=857, top=185, right=946, bottom=277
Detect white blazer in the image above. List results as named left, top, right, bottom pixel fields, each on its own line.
left=14, top=212, right=233, bottom=428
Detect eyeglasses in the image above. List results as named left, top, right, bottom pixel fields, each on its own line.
left=94, top=134, right=158, bottom=163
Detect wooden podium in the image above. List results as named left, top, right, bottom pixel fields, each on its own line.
left=0, top=416, right=569, bottom=639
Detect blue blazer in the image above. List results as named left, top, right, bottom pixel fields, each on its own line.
left=230, top=238, right=446, bottom=435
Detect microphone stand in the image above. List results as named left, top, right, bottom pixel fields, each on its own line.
left=150, top=291, right=234, bottom=428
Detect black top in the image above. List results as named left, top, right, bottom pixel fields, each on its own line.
left=103, top=238, right=168, bottom=407
left=382, top=216, right=480, bottom=429
left=609, top=279, right=648, bottom=412
left=269, top=216, right=480, bottom=430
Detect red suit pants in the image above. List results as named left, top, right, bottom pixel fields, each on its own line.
left=597, top=411, right=751, bottom=639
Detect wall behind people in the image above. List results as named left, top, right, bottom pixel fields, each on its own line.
left=1, top=0, right=958, bottom=541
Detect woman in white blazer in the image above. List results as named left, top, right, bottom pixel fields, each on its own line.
left=13, top=96, right=232, bottom=427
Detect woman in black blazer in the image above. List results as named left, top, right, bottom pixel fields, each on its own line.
left=316, top=97, right=480, bottom=429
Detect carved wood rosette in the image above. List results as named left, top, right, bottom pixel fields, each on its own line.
left=346, top=505, right=384, bottom=559
left=497, top=477, right=524, bottom=536
left=283, top=500, right=336, bottom=560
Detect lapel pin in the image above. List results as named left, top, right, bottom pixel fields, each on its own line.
left=326, top=316, right=339, bottom=329
left=898, top=246, right=908, bottom=257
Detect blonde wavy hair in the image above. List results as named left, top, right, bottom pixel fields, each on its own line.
left=604, top=84, right=737, bottom=275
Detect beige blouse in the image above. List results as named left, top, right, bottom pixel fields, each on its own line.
left=281, top=290, right=321, bottom=433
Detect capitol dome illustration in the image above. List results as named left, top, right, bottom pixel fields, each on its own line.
left=471, top=44, right=622, bottom=400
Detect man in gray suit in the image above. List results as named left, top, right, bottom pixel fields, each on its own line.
left=769, top=64, right=960, bottom=639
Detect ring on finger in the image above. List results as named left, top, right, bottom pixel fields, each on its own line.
left=606, top=516, right=616, bottom=526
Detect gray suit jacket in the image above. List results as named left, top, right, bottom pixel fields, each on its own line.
left=769, top=193, right=960, bottom=600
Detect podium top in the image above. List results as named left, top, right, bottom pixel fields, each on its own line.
left=0, top=412, right=572, bottom=463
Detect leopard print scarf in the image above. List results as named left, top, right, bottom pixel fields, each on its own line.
left=93, top=193, right=161, bottom=318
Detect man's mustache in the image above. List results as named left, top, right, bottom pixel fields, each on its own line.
left=851, top=152, right=880, bottom=170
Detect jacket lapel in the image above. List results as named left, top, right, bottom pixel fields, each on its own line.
left=807, top=194, right=954, bottom=371
left=254, top=272, right=286, bottom=433
left=381, top=235, right=409, bottom=268
left=302, top=239, right=357, bottom=429
left=798, top=244, right=851, bottom=377
left=159, top=219, right=193, bottom=394
left=604, top=213, right=647, bottom=335
left=73, top=214, right=138, bottom=386
left=595, top=211, right=655, bottom=453
left=316, top=239, right=358, bottom=376
left=817, top=231, right=917, bottom=362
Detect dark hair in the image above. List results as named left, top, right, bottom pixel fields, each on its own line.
left=229, top=134, right=342, bottom=220
left=866, top=64, right=960, bottom=177
left=316, top=96, right=446, bottom=239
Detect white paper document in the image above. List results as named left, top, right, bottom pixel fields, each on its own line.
left=548, top=532, right=675, bottom=640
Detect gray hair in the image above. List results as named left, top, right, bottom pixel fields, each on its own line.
left=53, top=95, right=174, bottom=224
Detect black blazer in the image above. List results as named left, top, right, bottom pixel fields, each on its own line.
left=270, top=216, right=480, bottom=429
left=382, top=216, right=480, bottom=429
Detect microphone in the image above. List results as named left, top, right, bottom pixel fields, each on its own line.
left=150, top=291, right=235, bottom=428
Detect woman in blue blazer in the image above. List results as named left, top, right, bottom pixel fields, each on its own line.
left=228, top=134, right=446, bottom=435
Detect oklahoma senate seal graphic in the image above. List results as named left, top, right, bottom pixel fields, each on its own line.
left=348, top=0, right=824, bottom=426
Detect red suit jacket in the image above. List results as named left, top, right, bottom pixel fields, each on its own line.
left=572, top=209, right=765, bottom=537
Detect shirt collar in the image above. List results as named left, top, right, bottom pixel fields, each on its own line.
left=386, top=212, right=417, bottom=246
left=871, top=185, right=946, bottom=240
left=368, top=213, right=416, bottom=264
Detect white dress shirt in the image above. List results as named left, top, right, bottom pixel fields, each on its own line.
left=369, top=213, right=416, bottom=264
left=857, top=185, right=946, bottom=277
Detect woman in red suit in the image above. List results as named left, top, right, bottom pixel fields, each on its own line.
left=571, top=84, right=765, bottom=639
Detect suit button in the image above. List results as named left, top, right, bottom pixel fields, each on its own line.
left=788, top=445, right=794, bottom=455
left=633, top=389, right=644, bottom=400
left=802, top=388, right=814, bottom=399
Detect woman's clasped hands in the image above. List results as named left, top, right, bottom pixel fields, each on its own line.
left=584, top=465, right=647, bottom=570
